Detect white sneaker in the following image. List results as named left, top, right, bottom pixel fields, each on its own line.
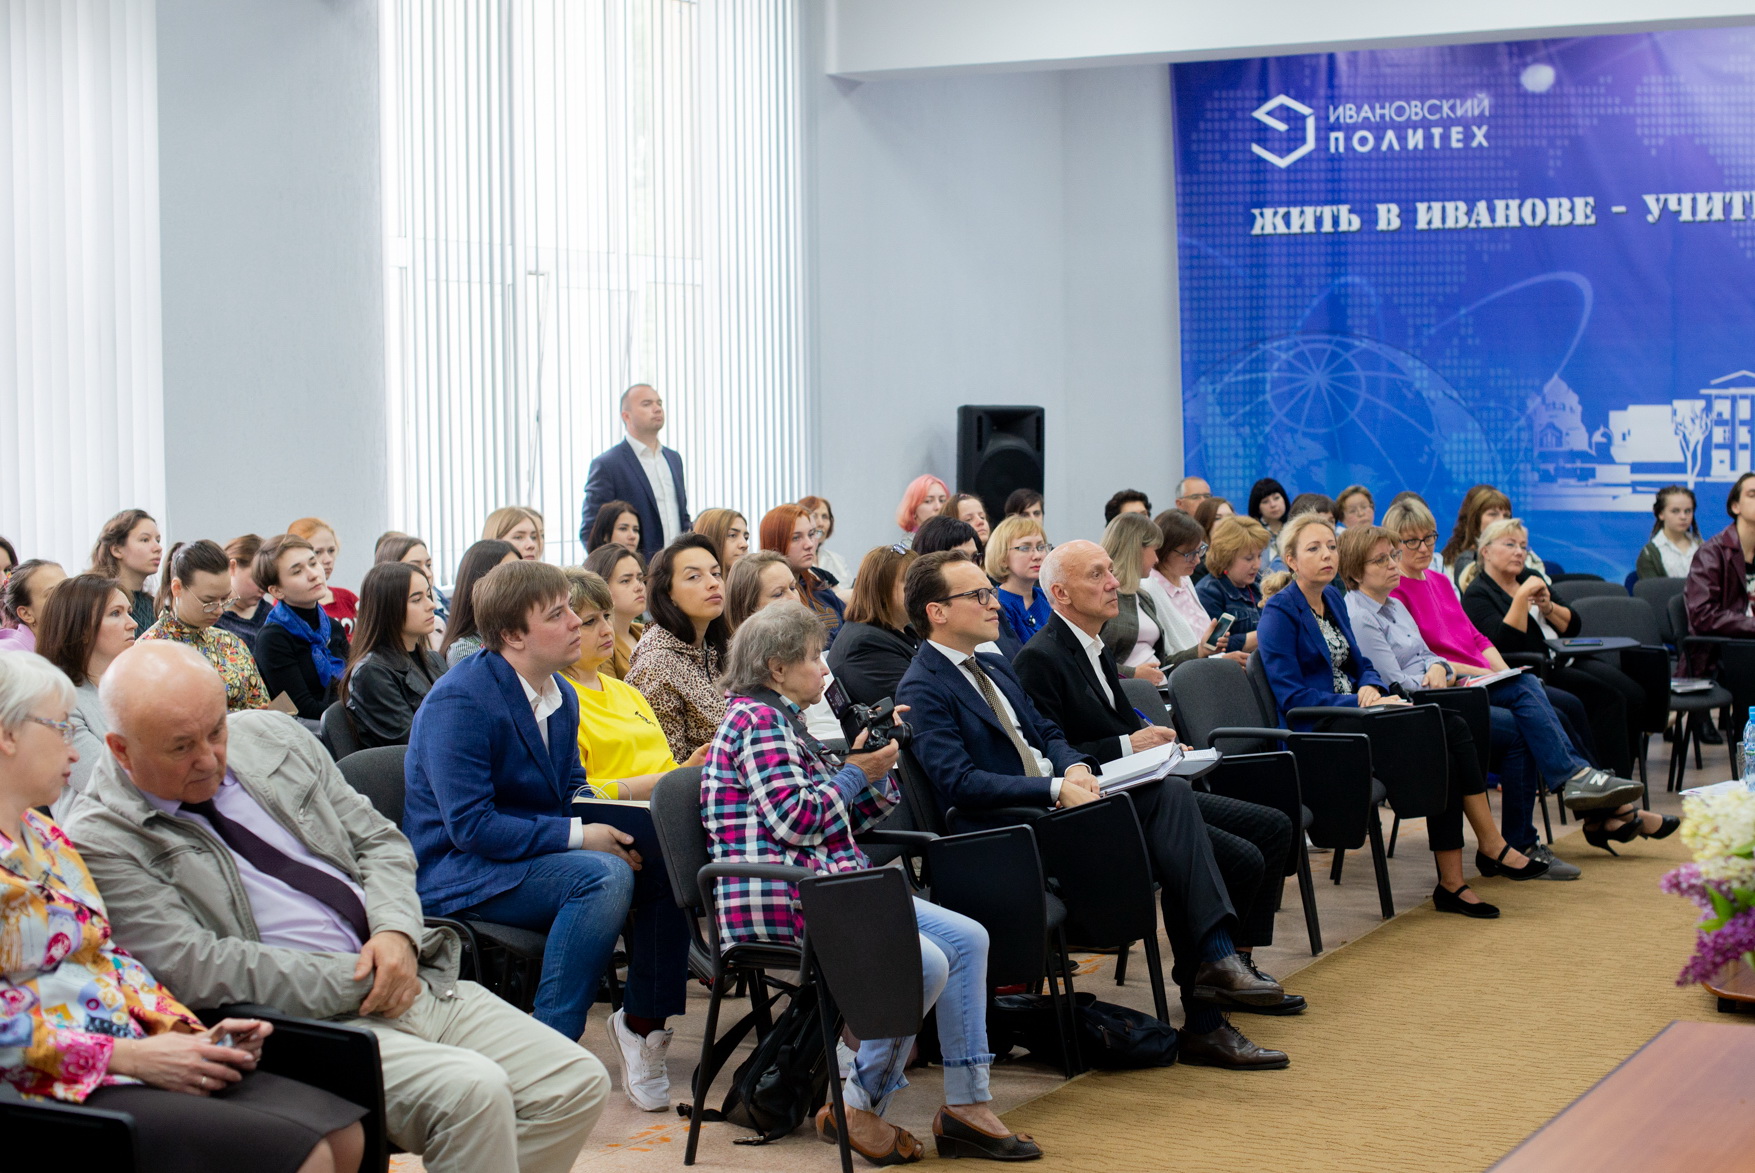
left=609, top=1008, right=673, bottom=1111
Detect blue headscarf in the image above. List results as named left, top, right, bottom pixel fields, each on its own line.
left=263, top=601, right=346, bottom=687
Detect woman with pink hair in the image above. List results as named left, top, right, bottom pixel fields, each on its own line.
left=894, top=475, right=950, bottom=550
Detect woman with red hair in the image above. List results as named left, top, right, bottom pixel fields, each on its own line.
left=893, top=475, right=950, bottom=549
left=760, top=504, right=847, bottom=647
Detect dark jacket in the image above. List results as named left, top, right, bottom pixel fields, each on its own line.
left=895, top=644, right=1095, bottom=818
left=255, top=604, right=352, bottom=720
left=1013, top=614, right=1141, bottom=764
left=1196, top=573, right=1263, bottom=639
left=826, top=621, right=920, bottom=706
left=344, top=646, right=449, bottom=749
left=1683, top=525, right=1755, bottom=674
left=1100, top=591, right=1175, bottom=678
left=1256, top=582, right=1385, bottom=723
left=1461, top=567, right=1579, bottom=663
left=578, top=438, right=690, bottom=560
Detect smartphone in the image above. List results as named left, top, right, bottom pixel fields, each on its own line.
left=1565, top=638, right=1603, bottom=647
left=1211, top=613, right=1236, bottom=645
left=823, top=677, right=852, bottom=719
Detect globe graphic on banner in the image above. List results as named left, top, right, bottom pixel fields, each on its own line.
left=1185, top=334, right=1503, bottom=502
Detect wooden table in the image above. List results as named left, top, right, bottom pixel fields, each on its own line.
left=1491, top=1020, right=1755, bottom=1172
left=1705, top=961, right=1755, bottom=1013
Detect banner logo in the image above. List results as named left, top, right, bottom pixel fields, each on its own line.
left=1250, top=95, right=1315, bottom=168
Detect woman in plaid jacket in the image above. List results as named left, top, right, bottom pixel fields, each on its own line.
left=701, top=602, right=1043, bottom=1164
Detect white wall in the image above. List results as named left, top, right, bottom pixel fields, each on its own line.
left=827, top=0, right=1755, bottom=77
left=156, top=0, right=386, bottom=587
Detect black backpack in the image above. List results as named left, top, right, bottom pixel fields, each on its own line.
left=681, top=982, right=832, bottom=1144
left=990, top=991, right=1178, bottom=1070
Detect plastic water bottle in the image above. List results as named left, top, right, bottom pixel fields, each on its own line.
left=1743, top=711, right=1755, bottom=788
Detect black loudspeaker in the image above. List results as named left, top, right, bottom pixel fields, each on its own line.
left=958, top=405, right=1045, bottom=523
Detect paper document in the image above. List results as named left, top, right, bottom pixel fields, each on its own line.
left=1681, top=779, right=1747, bottom=799
left=1097, top=742, right=1185, bottom=793
left=1670, top=677, right=1716, bottom=694
left=1463, top=667, right=1527, bottom=688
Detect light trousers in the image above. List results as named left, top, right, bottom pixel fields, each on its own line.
left=350, top=980, right=610, bottom=1173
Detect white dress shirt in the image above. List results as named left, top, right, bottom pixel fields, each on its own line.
left=518, top=670, right=587, bottom=848
left=926, top=639, right=1063, bottom=798
left=1053, top=613, right=1133, bottom=759
left=1654, top=531, right=1702, bottom=578
left=627, top=436, right=681, bottom=546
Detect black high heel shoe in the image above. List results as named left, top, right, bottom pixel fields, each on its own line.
left=1581, top=814, right=1642, bottom=855
left=1475, top=843, right=1550, bottom=880
left=1640, top=814, right=1681, bottom=840
left=1433, top=883, right=1500, bottom=918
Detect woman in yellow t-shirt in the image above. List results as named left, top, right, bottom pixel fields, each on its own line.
left=561, top=567, right=706, bottom=799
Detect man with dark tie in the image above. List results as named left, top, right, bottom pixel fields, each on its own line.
left=579, top=383, right=690, bottom=560
left=895, top=550, right=1290, bottom=1069
left=62, top=642, right=609, bottom=1173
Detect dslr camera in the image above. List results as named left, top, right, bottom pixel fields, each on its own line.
left=828, top=682, right=912, bottom=753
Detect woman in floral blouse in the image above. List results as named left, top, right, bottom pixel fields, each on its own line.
left=0, top=652, right=365, bottom=1172
left=701, top=602, right=1041, bottom=1165
left=626, top=535, right=732, bottom=761
left=139, top=540, right=270, bottom=713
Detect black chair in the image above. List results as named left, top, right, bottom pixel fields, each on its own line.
left=1635, top=577, right=1686, bottom=647
left=1551, top=579, right=1627, bottom=604
left=1670, top=594, right=1748, bottom=789
left=1120, top=675, right=1173, bottom=727
left=1, top=1085, right=136, bottom=1168
left=1166, top=657, right=1324, bottom=953
left=796, top=868, right=925, bottom=1173
left=1548, top=571, right=1603, bottom=585
left=320, top=700, right=363, bottom=760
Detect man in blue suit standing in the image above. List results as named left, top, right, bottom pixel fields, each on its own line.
left=895, top=550, right=1290, bottom=1069
left=405, top=560, right=689, bottom=1112
left=578, top=384, right=690, bottom=559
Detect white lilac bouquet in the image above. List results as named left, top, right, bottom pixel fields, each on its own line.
left=1661, top=787, right=1755, bottom=986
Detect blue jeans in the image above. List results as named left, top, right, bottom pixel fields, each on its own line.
left=1487, top=673, right=1588, bottom=850
left=464, top=849, right=691, bottom=1041
left=844, top=899, right=995, bottom=1115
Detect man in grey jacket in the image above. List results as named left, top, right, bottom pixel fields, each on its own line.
left=61, top=642, right=609, bottom=1173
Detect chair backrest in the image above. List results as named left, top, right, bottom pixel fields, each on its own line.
left=896, top=749, right=950, bottom=836
left=1245, top=651, right=1281, bottom=728
left=649, top=766, right=710, bottom=911
left=1409, top=685, right=1490, bottom=775
left=1312, top=704, right=1451, bottom=819
left=797, top=868, right=923, bottom=1042
left=1168, top=657, right=1274, bottom=752
left=1548, top=571, right=1602, bottom=585
left=1634, top=576, right=1686, bottom=643
left=337, top=746, right=409, bottom=826
left=1714, top=643, right=1755, bottom=708
left=1032, top=793, right=1156, bottom=945
left=321, top=701, right=363, bottom=760
left=925, top=824, right=1048, bottom=986
left=0, top=1095, right=138, bottom=1166
left=1551, top=579, right=1627, bottom=604
left=1119, top=676, right=1172, bottom=728
left=1571, top=595, right=1664, bottom=646
left=1668, top=591, right=1691, bottom=645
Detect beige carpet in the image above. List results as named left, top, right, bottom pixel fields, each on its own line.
left=1002, top=829, right=1753, bottom=1173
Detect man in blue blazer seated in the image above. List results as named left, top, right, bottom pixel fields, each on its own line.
left=894, top=551, right=1291, bottom=1069
left=578, top=383, right=690, bottom=560
left=405, top=560, right=689, bottom=1113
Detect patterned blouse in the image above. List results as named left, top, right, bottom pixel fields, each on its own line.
left=1, top=811, right=203, bottom=1102
left=1315, top=611, right=1356, bottom=695
left=140, top=611, right=271, bottom=712
left=702, top=696, right=898, bottom=947
left=626, top=623, right=728, bottom=762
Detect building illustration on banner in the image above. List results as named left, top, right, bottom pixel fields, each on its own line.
left=1531, top=370, right=1755, bottom=510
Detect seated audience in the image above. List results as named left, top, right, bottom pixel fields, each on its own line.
left=0, top=558, right=66, bottom=653
left=139, top=540, right=270, bottom=712
left=215, top=534, right=273, bottom=652
left=253, top=535, right=351, bottom=721
left=483, top=505, right=545, bottom=561
left=825, top=544, right=920, bottom=706
left=1196, top=515, right=1270, bottom=650
left=0, top=653, right=366, bottom=1173
left=1104, top=489, right=1153, bottom=523
left=1386, top=492, right=1454, bottom=582
left=439, top=539, right=519, bottom=666
left=1192, top=495, right=1234, bottom=542
left=1443, top=485, right=1547, bottom=585
left=36, top=574, right=137, bottom=805
left=61, top=642, right=610, bottom=1171
left=375, top=531, right=449, bottom=628
left=759, top=504, right=846, bottom=646
left=587, top=499, right=643, bottom=554
left=404, top=561, right=687, bottom=1106
left=915, top=516, right=980, bottom=558
left=1149, top=510, right=1241, bottom=664
left=1014, top=541, right=1302, bottom=1009
left=799, top=495, right=854, bottom=593
left=1098, top=513, right=1173, bottom=684
left=988, top=514, right=1052, bottom=642
left=703, top=601, right=1041, bottom=1162
left=1174, top=476, right=1212, bottom=514
left=1003, top=488, right=1044, bottom=525
left=288, top=517, right=359, bottom=637
left=692, top=507, right=751, bottom=571
left=1339, top=524, right=1647, bottom=875
left=1257, top=514, right=1549, bottom=916
left=1336, top=485, right=1374, bottom=529
left=626, top=535, right=730, bottom=761
left=1636, top=484, right=1702, bottom=580
left=559, top=568, right=699, bottom=798
left=941, top=492, right=992, bottom=545
left=894, top=475, right=951, bottom=550
left=1247, top=478, right=1289, bottom=563
left=89, top=508, right=163, bottom=633
left=340, top=562, right=447, bottom=748
left=896, top=551, right=1289, bottom=1068
left=584, top=543, right=647, bottom=679
left=725, top=551, right=846, bottom=742
left=1684, top=473, right=1755, bottom=678
left=1286, top=493, right=1336, bottom=525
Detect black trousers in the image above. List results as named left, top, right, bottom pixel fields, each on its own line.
left=1547, top=660, right=1640, bottom=778
left=1194, top=791, right=1293, bottom=949
left=1124, top=778, right=1238, bottom=999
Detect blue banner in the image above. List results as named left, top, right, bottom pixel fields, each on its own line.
left=1173, top=28, right=1755, bottom=577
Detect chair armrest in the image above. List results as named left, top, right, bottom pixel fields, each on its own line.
left=946, top=805, right=1051, bottom=834
left=697, top=861, right=813, bottom=886
left=1286, top=705, right=1391, bottom=728
left=1209, top=725, right=1293, bottom=745
left=856, top=829, right=940, bottom=848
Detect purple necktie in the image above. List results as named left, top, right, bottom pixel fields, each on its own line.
left=182, top=798, right=372, bottom=944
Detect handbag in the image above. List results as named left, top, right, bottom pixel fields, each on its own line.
left=990, top=991, right=1178, bottom=1070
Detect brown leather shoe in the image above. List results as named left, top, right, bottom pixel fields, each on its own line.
left=1191, top=954, right=1284, bottom=1007
left=932, top=1106, right=1043, bottom=1161
left=815, top=1105, right=924, bottom=1165
left=1179, top=1020, right=1290, bottom=1070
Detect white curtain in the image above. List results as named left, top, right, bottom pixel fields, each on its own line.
left=381, top=0, right=808, bottom=572
left=1, top=0, right=166, bottom=573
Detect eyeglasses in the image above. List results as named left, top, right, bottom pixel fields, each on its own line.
left=1173, top=543, right=1208, bottom=561
left=889, top=542, right=912, bottom=555
left=1398, top=533, right=1438, bottom=550
left=807, top=529, right=824, bottom=541
left=1181, top=492, right=1212, bottom=503
left=1365, top=550, right=1402, bottom=569
left=1010, top=543, right=1051, bottom=556
left=193, top=596, right=240, bottom=615
left=26, top=715, right=76, bottom=744
left=937, top=586, right=999, bottom=607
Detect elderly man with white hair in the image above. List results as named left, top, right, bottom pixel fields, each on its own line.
left=59, top=641, right=609, bottom=1173
left=1013, top=540, right=1304, bottom=1016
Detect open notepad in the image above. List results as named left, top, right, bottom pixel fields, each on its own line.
left=1463, top=667, right=1528, bottom=688
left=1094, top=742, right=1219, bottom=795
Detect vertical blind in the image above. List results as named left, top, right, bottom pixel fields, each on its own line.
left=381, top=0, right=808, bottom=574
left=1, top=0, right=165, bottom=571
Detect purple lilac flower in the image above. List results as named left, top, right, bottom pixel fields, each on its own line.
left=1678, top=906, right=1755, bottom=987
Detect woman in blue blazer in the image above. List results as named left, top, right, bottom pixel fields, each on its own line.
left=1256, top=515, right=1547, bottom=917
